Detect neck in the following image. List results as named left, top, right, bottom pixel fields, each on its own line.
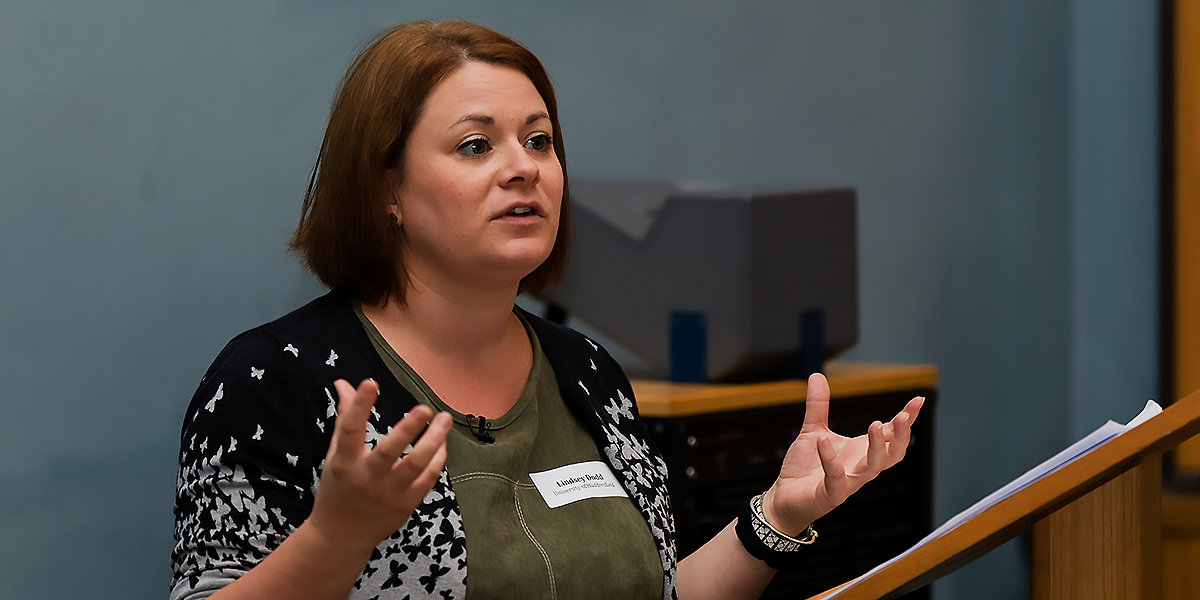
left=360, top=265, right=536, bottom=418
left=363, top=269, right=523, bottom=361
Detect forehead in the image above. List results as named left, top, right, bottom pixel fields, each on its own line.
left=421, top=62, right=548, bottom=122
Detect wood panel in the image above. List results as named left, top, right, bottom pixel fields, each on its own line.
left=1174, top=0, right=1200, bottom=471
left=1163, top=491, right=1200, bottom=600
left=1165, top=2, right=1200, bottom=596
left=1031, top=457, right=1161, bottom=600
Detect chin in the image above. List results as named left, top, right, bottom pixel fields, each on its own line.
left=499, top=239, right=555, bottom=264
left=487, top=251, right=553, bottom=283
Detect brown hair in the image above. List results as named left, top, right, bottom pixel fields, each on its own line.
left=289, top=20, right=571, bottom=306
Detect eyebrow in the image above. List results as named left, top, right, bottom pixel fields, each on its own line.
left=453, top=112, right=550, bottom=127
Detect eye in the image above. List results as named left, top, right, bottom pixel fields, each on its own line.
left=524, top=133, right=552, bottom=153
left=457, top=137, right=491, bottom=157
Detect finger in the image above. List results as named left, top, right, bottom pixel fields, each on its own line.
left=902, top=396, right=925, bottom=422
left=369, top=405, right=436, bottom=471
left=864, top=421, right=887, bottom=473
left=387, top=411, right=452, bottom=481
left=887, top=410, right=914, bottom=463
left=880, top=397, right=921, bottom=456
left=329, top=379, right=377, bottom=456
left=802, top=373, right=832, bottom=432
left=406, top=434, right=450, bottom=493
left=816, top=434, right=848, bottom=497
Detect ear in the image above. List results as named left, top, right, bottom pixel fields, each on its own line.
left=385, top=169, right=403, bottom=226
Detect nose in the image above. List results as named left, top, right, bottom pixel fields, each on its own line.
left=499, top=142, right=540, bottom=186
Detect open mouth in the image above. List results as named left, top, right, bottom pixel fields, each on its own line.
left=505, top=206, right=536, bottom=217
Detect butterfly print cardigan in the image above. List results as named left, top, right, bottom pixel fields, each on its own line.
left=171, top=292, right=678, bottom=599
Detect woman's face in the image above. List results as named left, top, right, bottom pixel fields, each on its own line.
left=391, top=61, right=564, bottom=292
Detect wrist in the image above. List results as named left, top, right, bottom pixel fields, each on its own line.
left=214, top=520, right=376, bottom=599
left=734, top=492, right=818, bottom=571
left=299, top=517, right=379, bottom=567
left=761, top=485, right=809, bottom=537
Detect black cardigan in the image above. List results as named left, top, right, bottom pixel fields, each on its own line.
left=171, top=292, right=677, bottom=599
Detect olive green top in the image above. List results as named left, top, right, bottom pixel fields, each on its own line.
left=354, top=304, right=662, bottom=600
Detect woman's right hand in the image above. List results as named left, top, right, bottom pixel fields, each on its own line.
left=307, top=378, right=452, bottom=557
left=206, top=379, right=451, bottom=600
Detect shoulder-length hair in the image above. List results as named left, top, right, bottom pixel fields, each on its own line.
left=289, top=20, right=571, bottom=306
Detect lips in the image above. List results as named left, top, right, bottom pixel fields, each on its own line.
left=494, top=202, right=542, bottom=220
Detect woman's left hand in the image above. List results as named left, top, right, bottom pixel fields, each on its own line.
left=760, top=372, right=924, bottom=536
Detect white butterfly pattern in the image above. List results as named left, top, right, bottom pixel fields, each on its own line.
left=250, top=367, right=264, bottom=380
left=244, top=494, right=269, bottom=527
left=252, top=425, right=263, bottom=441
left=204, top=384, right=224, bottom=412
left=283, top=344, right=299, bottom=357
left=324, top=388, right=337, bottom=418
left=209, top=496, right=232, bottom=529
left=325, top=350, right=338, bottom=367
left=286, top=453, right=298, bottom=466
left=604, top=390, right=634, bottom=423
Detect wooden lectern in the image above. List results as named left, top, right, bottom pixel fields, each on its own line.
left=806, top=389, right=1200, bottom=600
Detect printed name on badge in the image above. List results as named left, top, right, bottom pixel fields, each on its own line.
left=529, top=460, right=629, bottom=509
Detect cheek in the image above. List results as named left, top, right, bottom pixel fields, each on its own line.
left=546, top=163, right=566, bottom=206
left=402, top=165, right=473, bottom=220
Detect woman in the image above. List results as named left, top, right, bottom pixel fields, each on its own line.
left=172, top=20, right=922, bottom=600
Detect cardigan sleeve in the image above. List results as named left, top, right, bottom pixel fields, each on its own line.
left=170, top=329, right=332, bottom=599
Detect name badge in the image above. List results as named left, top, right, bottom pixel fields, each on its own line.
left=529, top=460, right=629, bottom=508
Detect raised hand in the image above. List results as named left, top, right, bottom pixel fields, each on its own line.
left=761, top=373, right=923, bottom=536
left=306, top=378, right=452, bottom=556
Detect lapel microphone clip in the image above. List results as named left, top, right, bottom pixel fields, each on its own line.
left=465, top=414, right=495, bottom=444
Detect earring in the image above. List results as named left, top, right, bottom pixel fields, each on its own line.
left=389, top=213, right=400, bottom=233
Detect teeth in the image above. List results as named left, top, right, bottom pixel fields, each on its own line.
left=509, top=206, right=534, bottom=216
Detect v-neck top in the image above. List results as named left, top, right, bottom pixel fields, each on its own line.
left=354, top=304, right=662, bottom=600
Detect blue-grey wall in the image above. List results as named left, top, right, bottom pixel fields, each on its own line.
left=0, top=2, right=1157, bottom=599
